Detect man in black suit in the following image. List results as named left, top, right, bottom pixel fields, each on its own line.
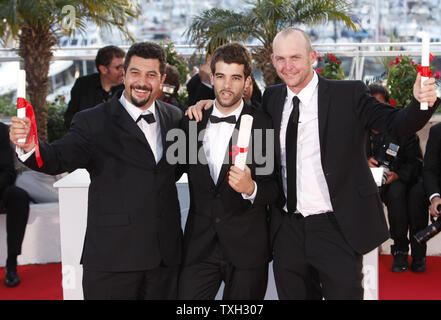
left=64, top=45, right=125, bottom=129
left=178, top=43, right=279, bottom=299
left=407, top=123, right=441, bottom=273
left=0, top=122, right=30, bottom=287
left=263, top=27, right=439, bottom=299
left=9, top=42, right=184, bottom=299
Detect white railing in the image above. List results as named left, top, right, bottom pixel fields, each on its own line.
left=1, top=42, right=441, bottom=81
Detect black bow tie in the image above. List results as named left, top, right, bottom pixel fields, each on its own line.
left=209, top=115, right=236, bottom=124
left=136, top=113, right=156, bottom=124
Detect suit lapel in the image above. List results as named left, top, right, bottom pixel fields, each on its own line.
left=155, top=100, right=168, bottom=165
left=317, top=76, right=331, bottom=157
left=197, top=107, right=216, bottom=189
left=109, top=95, right=156, bottom=164
left=272, top=85, right=287, bottom=162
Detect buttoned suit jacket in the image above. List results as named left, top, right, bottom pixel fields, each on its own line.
left=24, top=92, right=184, bottom=272
left=263, top=75, right=439, bottom=255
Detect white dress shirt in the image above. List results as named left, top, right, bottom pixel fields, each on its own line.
left=120, top=92, right=163, bottom=164
left=203, top=100, right=257, bottom=200
left=280, top=72, right=333, bottom=216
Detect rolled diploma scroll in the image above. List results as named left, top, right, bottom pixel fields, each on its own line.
left=234, top=114, right=253, bottom=170
left=421, top=33, right=430, bottom=110
left=17, top=70, right=26, bottom=142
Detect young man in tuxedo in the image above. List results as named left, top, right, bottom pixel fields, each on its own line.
left=178, top=42, right=279, bottom=299
left=9, top=42, right=184, bottom=300
left=187, top=28, right=439, bottom=299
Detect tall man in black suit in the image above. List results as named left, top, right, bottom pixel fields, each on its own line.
left=64, top=45, right=126, bottom=129
left=178, top=43, right=279, bottom=299
left=264, top=27, right=439, bottom=299
left=9, top=42, right=184, bottom=300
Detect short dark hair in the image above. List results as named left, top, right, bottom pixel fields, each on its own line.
left=95, top=45, right=125, bottom=71
left=164, top=64, right=181, bottom=96
left=368, top=83, right=390, bottom=103
left=124, top=42, right=167, bottom=75
left=210, top=42, right=252, bottom=78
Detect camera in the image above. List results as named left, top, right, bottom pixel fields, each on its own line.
left=161, top=84, right=176, bottom=103
left=374, top=141, right=400, bottom=185
left=414, top=205, right=441, bottom=245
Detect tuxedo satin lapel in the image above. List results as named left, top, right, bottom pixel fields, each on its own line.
left=110, top=98, right=156, bottom=162
left=197, top=107, right=216, bottom=188
left=317, top=76, right=331, bottom=157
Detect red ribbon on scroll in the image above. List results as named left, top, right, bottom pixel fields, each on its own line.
left=17, top=97, right=43, bottom=168
left=230, top=145, right=249, bottom=165
left=417, top=53, right=435, bottom=77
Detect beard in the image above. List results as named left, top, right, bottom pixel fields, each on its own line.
left=129, top=85, right=153, bottom=108
left=215, top=89, right=244, bottom=109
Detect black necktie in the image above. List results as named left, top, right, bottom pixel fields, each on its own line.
left=209, top=115, right=236, bottom=124
left=136, top=113, right=156, bottom=124
left=286, top=96, right=300, bottom=213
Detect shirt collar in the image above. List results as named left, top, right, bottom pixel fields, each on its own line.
left=211, top=99, right=244, bottom=121
left=119, top=90, right=156, bottom=121
left=286, top=71, right=319, bottom=106
left=119, top=90, right=156, bottom=122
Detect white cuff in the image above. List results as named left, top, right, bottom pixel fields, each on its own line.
left=241, top=181, right=258, bottom=203
left=16, top=146, right=35, bottom=162
left=430, top=193, right=440, bottom=202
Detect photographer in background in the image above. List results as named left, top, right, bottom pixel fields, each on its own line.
left=367, top=84, right=423, bottom=273
left=159, top=64, right=187, bottom=113
left=407, top=122, right=441, bottom=272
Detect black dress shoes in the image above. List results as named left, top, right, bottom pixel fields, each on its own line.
left=411, top=257, right=427, bottom=273
left=4, top=268, right=20, bottom=287
left=391, top=246, right=409, bottom=272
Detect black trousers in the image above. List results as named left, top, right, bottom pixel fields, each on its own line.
left=0, top=185, right=30, bottom=260
left=178, top=242, right=268, bottom=300
left=82, top=264, right=179, bottom=300
left=407, top=180, right=430, bottom=259
left=380, top=180, right=411, bottom=252
left=273, top=212, right=363, bottom=300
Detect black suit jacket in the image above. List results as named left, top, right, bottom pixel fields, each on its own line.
left=24, top=93, right=184, bottom=272
left=263, top=75, right=439, bottom=255
left=423, top=123, right=441, bottom=197
left=180, top=102, right=279, bottom=268
left=64, top=73, right=124, bottom=129
left=0, top=122, right=16, bottom=197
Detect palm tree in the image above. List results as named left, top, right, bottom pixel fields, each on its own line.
left=185, top=0, right=357, bottom=86
left=0, top=0, right=139, bottom=141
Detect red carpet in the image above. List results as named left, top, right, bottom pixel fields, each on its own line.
left=0, top=263, right=62, bottom=300
left=379, top=255, right=441, bottom=300
left=1, top=256, right=441, bottom=300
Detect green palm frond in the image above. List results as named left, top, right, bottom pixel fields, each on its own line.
left=185, top=8, right=252, bottom=50
left=186, top=0, right=357, bottom=52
